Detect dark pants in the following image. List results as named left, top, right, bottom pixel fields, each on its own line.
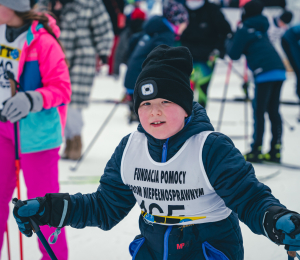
left=251, top=81, right=283, bottom=149
left=133, top=213, right=244, bottom=260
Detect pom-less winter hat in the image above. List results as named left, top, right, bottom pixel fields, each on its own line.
left=133, top=45, right=194, bottom=116
left=163, top=0, right=189, bottom=26
left=279, top=10, right=293, bottom=24
left=0, top=0, right=31, bottom=12
left=241, top=0, right=264, bottom=22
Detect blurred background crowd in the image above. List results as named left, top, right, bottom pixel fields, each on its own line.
left=31, top=0, right=298, bottom=164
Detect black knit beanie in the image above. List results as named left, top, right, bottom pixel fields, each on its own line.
left=133, top=45, right=194, bottom=116
left=241, top=1, right=264, bottom=22
left=279, top=10, right=293, bottom=24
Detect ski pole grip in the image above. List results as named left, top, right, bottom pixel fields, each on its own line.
left=12, top=198, right=40, bottom=233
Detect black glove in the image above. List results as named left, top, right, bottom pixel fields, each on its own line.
left=264, top=206, right=300, bottom=251
left=13, top=193, right=71, bottom=237
left=100, top=55, right=108, bottom=64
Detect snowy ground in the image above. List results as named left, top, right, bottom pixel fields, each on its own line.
left=1, top=59, right=300, bottom=260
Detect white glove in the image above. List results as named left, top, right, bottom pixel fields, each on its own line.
left=2, top=91, right=43, bottom=123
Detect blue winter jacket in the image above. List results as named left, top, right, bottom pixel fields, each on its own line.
left=124, top=16, right=175, bottom=90
left=226, top=15, right=285, bottom=77
left=282, top=24, right=300, bottom=74
left=67, top=103, right=283, bottom=239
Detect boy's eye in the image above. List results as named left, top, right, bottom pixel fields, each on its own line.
left=141, top=102, right=151, bottom=106
left=162, top=100, right=171, bottom=104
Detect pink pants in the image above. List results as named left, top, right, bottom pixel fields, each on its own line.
left=0, top=121, right=68, bottom=260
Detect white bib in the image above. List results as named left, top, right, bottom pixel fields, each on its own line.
left=0, top=25, right=26, bottom=109
left=121, top=131, right=232, bottom=225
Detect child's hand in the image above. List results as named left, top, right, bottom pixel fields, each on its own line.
left=13, top=197, right=51, bottom=237
left=13, top=193, right=71, bottom=237
left=264, top=206, right=300, bottom=252
left=276, top=213, right=300, bottom=251
left=2, top=91, right=43, bottom=123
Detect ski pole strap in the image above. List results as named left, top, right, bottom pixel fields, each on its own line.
left=48, top=199, right=68, bottom=244
left=48, top=228, right=61, bottom=244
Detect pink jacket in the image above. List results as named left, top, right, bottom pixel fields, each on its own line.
left=17, top=15, right=71, bottom=153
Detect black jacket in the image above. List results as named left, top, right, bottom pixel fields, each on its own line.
left=180, top=1, right=232, bottom=62
left=124, top=16, right=175, bottom=90
left=102, top=0, right=125, bottom=35
left=226, top=15, right=285, bottom=77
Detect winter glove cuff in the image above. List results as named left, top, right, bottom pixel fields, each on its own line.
left=45, top=193, right=71, bottom=228
left=263, top=206, right=299, bottom=245
left=25, top=91, right=43, bottom=112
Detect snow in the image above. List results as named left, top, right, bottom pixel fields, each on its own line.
left=1, top=60, right=300, bottom=260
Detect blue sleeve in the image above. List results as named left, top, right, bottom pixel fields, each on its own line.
left=128, top=32, right=144, bottom=59
left=226, top=27, right=248, bottom=60
left=152, top=33, right=174, bottom=48
left=202, top=132, right=285, bottom=235
left=67, top=134, right=136, bottom=230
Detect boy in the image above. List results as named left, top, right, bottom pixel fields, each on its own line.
left=281, top=23, right=300, bottom=121
left=226, top=1, right=286, bottom=164
left=124, top=0, right=188, bottom=122
left=13, top=45, right=300, bottom=260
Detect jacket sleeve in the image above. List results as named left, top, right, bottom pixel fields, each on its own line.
left=152, top=33, right=174, bottom=49
left=212, top=8, right=232, bottom=54
left=202, top=132, right=285, bottom=235
left=128, top=32, right=144, bottom=59
left=90, top=0, right=114, bottom=57
left=225, top=27, right=248, bottom=60
left=36, top=34, right=71, bottom=109
left=67, top=134, right=136, bottom=230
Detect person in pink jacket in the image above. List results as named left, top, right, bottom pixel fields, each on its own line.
left=0, top=0, right=71, bottom=259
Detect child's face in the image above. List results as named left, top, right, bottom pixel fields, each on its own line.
left=0, top=5, right=15, bottom=25
left=138, top=98, right=188, bottom=140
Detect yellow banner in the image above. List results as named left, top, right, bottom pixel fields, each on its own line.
left=0, top=44, right=21, bottom=61
left=141, top=211, right=206, bottom=224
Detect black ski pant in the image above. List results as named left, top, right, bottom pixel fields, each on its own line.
left=251, top=81, right=283, bottom=150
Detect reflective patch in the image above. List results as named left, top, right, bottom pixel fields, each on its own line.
left=138, top=80, right=158, bottom=99
left=141, top=83, right=154, bottom=96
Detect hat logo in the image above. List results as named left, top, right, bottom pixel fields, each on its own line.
left=138, top=80, right=158, bottom=99
left=141, top=83, right=154, bottom=96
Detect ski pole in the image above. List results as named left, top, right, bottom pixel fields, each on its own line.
left=243, top=60, right=249, bottom=150
left=70, top=102, right=119, bottom=171
left=222, top=59, right=244, bottom=80
left=12, top=198, right=58, bottom=260
left=8, top=74, right=24, bottom=260
left=283, top=118, right=295, bottom=131
left=216, top=60, right=232, bottom=132
left=14, top=122, right=24, bottom=260
left=6, top=224, right=11, bottom=260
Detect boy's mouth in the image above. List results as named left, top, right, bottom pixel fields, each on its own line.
left=150, top=121, right=165, bottom=127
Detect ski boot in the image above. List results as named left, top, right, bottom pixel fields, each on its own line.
left=129, top=110, right=139, bottom=124
left=244, top=146, right=263, bottom=163
left=263, top=144, right=281, bottom=163
left=68, top=135, right=82, bottom=160
left=128, top=97, right=139, bottom=124
left=61, top=139, right=71, bottom=159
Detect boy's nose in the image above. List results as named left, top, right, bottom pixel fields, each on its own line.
left=151, top=105, right=162, bottom=116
